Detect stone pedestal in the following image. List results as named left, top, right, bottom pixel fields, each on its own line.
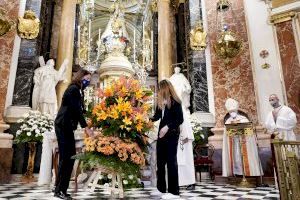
left=209, top=125, right=274, bottom=177
left=0, top=122, right=13, bottom=184
left=4, top=106, right=31, bottom=123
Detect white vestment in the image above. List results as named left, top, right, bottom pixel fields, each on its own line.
left=222, top=115, right=263, bottom=177
left=177, top=108, right=196, bottom=186
left=169, top=72, right=192, bottom=114
left=265, top=105, right=297, bottom=141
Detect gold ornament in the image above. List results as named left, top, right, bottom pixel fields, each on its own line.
left=22, top=142, right=37, bottom=182
left=18, top=10, right=40, bottom=39
left=190, top=22, right=207, bottom=51
left=0, top=8, right=15, bottom=36
left=213, top=30, right=242, bottom=65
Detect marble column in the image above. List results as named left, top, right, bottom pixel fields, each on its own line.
left=0, top=0, right=20, bottom=183
left=55, top=0, right=77, bottom=107
left=275, top=20, right=300, bottom=134
left=157, top=0, right=172, bottom=81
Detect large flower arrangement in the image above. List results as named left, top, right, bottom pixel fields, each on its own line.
left=15, top=110, right=54, bottom=144
left=190, top=117, right=205, bottom=146
left=75, top=77, right=153, bottom=183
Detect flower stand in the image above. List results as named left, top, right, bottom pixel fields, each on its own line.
left=22, top=142, right=37, bottom=182
left=84, top=166, right=124, bottom=198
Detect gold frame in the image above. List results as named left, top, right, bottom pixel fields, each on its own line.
left=269, top=11, right=296, bottom=24
left=190, top=22, right=207, bottom=51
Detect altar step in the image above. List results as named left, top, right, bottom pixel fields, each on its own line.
left=214, top=175, right=275, bottom=186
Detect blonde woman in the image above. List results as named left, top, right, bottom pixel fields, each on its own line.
left=151, top=80, right=184, bottom=199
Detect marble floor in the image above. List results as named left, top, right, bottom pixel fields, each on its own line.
left=0, top=180, right=279, bottom=200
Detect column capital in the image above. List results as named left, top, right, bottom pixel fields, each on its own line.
left=269, top=11, right=296, bottom=24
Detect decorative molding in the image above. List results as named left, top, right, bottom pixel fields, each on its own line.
left=272, top=0, right=297, bottom=8
left=269, top=11, right=296, bottom=24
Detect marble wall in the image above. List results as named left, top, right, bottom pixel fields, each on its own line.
left=0, top=1, right=20, bottom=121
left=205, top=0, right=258, bottom=127
left=50, top=0, right=62, bottom=59
left=187, top=0, right=209, bottom=113
left=276, top=21, right=300, bottom=133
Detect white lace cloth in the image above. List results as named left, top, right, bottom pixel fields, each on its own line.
left=38, top=131, right=57, bottom=186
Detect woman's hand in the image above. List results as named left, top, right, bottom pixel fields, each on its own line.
left=159, top=125, right=169, bottom=138
left=85, top=127, right=94, bottom=137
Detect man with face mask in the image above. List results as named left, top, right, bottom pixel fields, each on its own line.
left=265, top=94, right=297, bottom=141
left=222, top=98, right=263, bottom=177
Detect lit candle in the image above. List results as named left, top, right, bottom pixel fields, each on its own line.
left=88, top=20, right=91, bottom=40
left=133, top=29, right=136, bottom=62
left=98, top=28, right=101, bottom=44
left=78, top=25, right=80, bottom=48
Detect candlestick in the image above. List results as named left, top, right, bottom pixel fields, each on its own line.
left=133, top=29, right=136, bottom=62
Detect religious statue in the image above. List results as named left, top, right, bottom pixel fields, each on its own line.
left=32, top=56, right=68, bottom=118
left=170, top=67, right=195, bottom=188
left=222, top=98, right=263, bottom=177
left=169, top=67, right=192, bottom=114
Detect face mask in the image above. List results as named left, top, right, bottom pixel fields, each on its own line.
left=81, top=79, right=90, bottom=89
left=269, top=100, right=280, bottom=108
left=230, top=111, right=238, bottom=118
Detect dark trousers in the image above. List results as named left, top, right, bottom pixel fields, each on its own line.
left=156, top=133, right=179, bottom=195
left=55, top=125, right=76, bottom=194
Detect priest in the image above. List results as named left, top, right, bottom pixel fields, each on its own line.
left=222, top=98, right=263, bottom=177
left=265, top=94, right=297, bottom=141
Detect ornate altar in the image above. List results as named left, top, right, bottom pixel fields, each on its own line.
left=225, top=122, right=255, bottom=187
left=98, top=3, right=135, bottom=87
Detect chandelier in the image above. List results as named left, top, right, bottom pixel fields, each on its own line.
left=214, top=0, right=242, bottom=65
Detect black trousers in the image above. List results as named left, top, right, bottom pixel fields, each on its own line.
left=156, top=133, right=179, bottom=195
left=55, top=124, right=76, bottom=194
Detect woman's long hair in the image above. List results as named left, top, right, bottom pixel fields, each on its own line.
left=157, top=79, right=181, bottom=109
left=71, top=68, right=91, bottom=87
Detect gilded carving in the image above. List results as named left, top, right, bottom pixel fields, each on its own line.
left=151, top=0, right=158, bottom=12
left=190, top=22, right=207, bottom=51
left=18, top=10, right=40, bottom=39
left=269, top=11, right=296, bottom=24
left=0, top=8, right=15, bottom=36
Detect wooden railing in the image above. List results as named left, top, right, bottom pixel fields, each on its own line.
left=272, top=139, right=300, bottom=200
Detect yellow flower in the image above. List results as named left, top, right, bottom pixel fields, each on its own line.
left=98, top=111, right=108, bottom=120
left=135, top=113, right=143, bottom=121
left=120, top=125, right=125, bottom=129
left=110, top=108, right=119, bottom=119
left=120, top=86, right=128, bottom=95
left=123, top=116, right=132, bottom=126
left=116, top=97, right=124, bottom=104
left=104, top=88, right=113, bottom=97
left=136, top=122, right=143, bottom=132
left=142, top=103, right=151, bottom=112
left=135, top=89, right=144, bottom=100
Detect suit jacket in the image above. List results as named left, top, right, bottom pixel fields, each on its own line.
left=55, top=83, right=87, bottom=130
left=151, top=99, right=184, bottom=136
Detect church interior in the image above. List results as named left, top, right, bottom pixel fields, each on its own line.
left=0, top=0, right=300, bottom=199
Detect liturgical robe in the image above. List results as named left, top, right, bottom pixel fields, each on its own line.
left=222, top=114, right=263, bottom=177
left=265, top=105, right=297, bottom=141
left=177, top=108, right=196, bottom=186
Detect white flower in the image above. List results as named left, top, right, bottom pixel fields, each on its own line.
left=99, top=175, right=103, bottom=180
left=107, top=174, right=112, bottom=179
left=16, top=130, right=21, bottom=135
left=128, top=175, right=134, bottom=180
left=23, top=113, right=29, bottom=118
left=104, top=183, right=109, bottom=188
left=32, top=125, right=38, bottom=130
left=35, top=129, right=40, bottom=134
left=17, top=119, right=24, bottom=123
left=27, top=132, right=31, bottom=136
left=123, top=180, right=128, bottom=185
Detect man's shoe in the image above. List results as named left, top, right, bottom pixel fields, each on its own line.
left=54, top=191, right=72, bottom=199
left=186, top=184, right=195, bottom=190
left=161, top=193, right=181, bottom=199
